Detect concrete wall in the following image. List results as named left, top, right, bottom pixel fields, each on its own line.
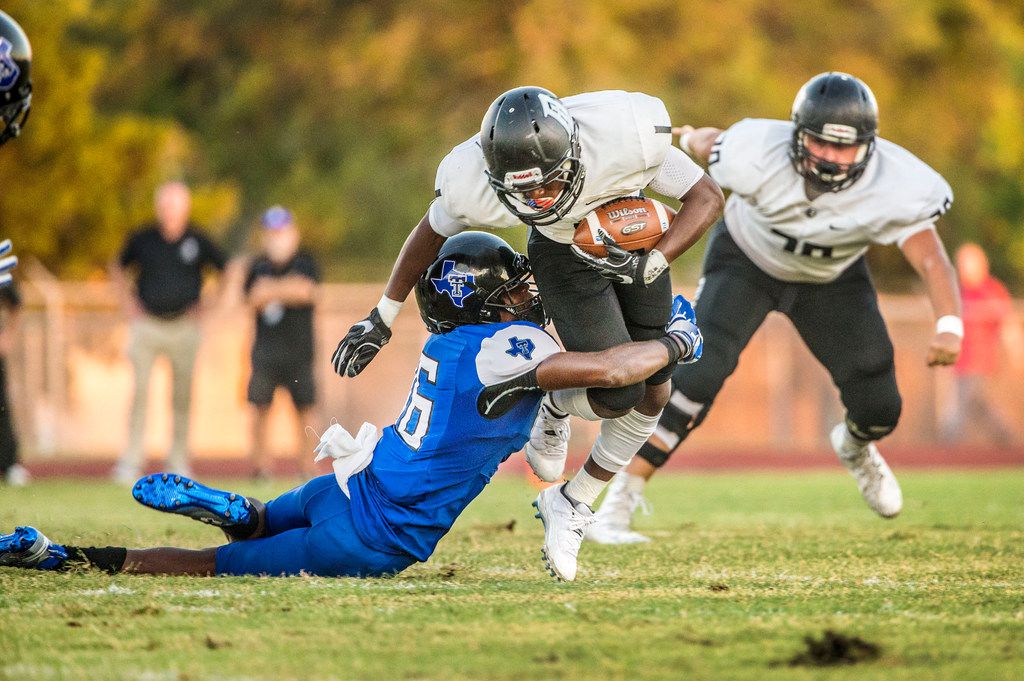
left=7, top=280, right=1023, bottom=464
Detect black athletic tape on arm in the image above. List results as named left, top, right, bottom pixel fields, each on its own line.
left=656, top=336, right=683, bottom=365
left=477, top=367, right=542, bottom=419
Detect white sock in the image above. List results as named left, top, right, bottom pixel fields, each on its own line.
left=564, top=468, right=607, bottom=508
left=590, top=409, right=663, bottom=471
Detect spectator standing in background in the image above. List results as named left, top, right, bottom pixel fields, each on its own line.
left=111, top=181, right=227, bottom=484
left=245, top=206, right=321, bottom=480
left=941, top=243, right=1024, bottom=444
left=0, top=279, right=26, bottom=486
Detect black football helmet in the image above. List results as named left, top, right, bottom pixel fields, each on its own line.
left=415, top=231, right=546, bottom=334
left=0, top=10, right=30, bottom=147
left=480, top=86, right=586, bottom=226
left=790, top=72, right=877, bottom=192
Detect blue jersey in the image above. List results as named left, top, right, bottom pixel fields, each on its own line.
left=347, top=320, right=560, bottom=561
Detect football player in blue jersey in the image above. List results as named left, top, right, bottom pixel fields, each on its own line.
left=1, top=232, right=702, bottom=580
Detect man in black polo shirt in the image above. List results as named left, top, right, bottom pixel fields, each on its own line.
left=111, top=181, right=226, bottom=483
left=244, top=206, right=320, bottom=479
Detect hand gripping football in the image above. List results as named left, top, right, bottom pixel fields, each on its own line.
left=572, top=196, right=675, bottom=257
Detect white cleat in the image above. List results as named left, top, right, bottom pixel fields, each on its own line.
left=586, top=471, right=652, bottom=544
left=532, top=483, right=594, bottom=582
left=525, top=403, right=571, bottom=483
left=830, top=424, right=903, bottom=518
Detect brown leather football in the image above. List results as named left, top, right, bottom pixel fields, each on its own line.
left=572, top=196, right=675, bottom=257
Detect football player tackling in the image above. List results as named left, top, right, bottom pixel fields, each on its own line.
left=0, top=233, right=702, bottom=579
left=588, top=73, right=962, bottom=544
left=331, top=86, right=723, bottom=580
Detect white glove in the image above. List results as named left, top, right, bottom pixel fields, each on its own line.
left=313, top=422, right=379, bottom=497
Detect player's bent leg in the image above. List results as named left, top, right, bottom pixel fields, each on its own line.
left=585, top=394, right=664, bottom=545
left=216, top=482, right=416, bottom=578
left=132, top=474, right=263, bottom=541
left=786, top=258, right=903, bottom=518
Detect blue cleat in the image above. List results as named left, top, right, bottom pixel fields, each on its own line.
left=132, top=474, right=256, bottom=532
left=0, top=526, right=68, bottom=570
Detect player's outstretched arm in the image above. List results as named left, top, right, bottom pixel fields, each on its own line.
left=332, top=212, right=446, bottom=377
left=672, top=125, right=724, bottom=164
left=900, top=228, right=962, bottom=366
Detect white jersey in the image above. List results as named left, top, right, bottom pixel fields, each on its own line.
left=429, top=90, right=705, bottom=243
left=709, top=118, right=953, bottom=283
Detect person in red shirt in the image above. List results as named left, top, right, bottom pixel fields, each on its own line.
left=941, top=243, right=1024, bottom=444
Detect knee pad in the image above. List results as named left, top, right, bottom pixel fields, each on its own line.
left=844, top=385, right=902, bottom=442
left=635, top=387, right=712, bottom=470
left=586, top=382, right=645, bottom=415
left=637, top=441, right=671, bottom=468
left=590, top=409, right=661, bottom=472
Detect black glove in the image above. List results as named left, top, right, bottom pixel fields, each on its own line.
left=569, top=231, right=669, bottom=286
left=331, top=308, right=392, bottom=377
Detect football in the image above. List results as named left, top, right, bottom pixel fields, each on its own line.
left=572, top=196, right=675, bottom=257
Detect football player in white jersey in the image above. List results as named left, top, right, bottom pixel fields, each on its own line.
left=332, top=86, right=724, bottom=580
left=588, top=72, right=962, bottom=544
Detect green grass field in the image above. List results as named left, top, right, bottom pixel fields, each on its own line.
left=1, top=470, right=1022, bottom=680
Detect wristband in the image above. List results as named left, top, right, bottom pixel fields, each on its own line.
left=657, top=335, right=684, bottom=364
left=376, top=295, right=403, bottom=327
left=680, top=131, right=694, bottom=156
left=642, top=249, right=670, bottom=285
left=935, top=315, right=964, bottom=338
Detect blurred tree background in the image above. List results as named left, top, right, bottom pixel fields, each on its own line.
left=1, top=0, right=1022, bottom=289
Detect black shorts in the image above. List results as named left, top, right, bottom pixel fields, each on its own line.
left=247, top=360, right=316, bottom=408
left=527, top=229, right=674, bottom=384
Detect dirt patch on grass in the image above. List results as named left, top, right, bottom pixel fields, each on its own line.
left=782, top=630, right=881, bottom=667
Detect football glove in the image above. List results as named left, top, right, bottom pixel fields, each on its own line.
left=666, top=294, right=702, bottom=364
left=570, top=231, right=669, bottom=287
left=0, top=239, right=17, bottom=288
left=331, top=308, right=392, bottom=377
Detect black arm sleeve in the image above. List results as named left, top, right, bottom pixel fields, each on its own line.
left=476, top=367, right=542, bottom=420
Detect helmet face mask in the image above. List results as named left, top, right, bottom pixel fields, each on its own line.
left=0, top=12, right=31, bottom=147
left=416, top=232, right=547, bottom=334
left=790, top=72, right=877, bottom=192
left=481, top=86, right=586, bottom=226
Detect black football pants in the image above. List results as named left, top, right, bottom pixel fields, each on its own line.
left=638, top=222, right=901, bottom=467
left=528, top=229, right=674, bottom=414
